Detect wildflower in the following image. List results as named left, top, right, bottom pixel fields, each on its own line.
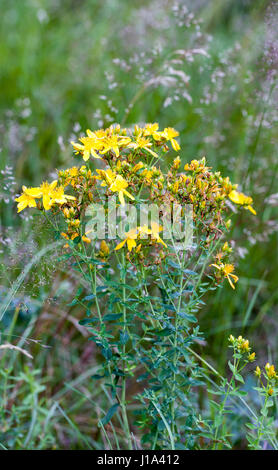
left=115, top=224, right=167, bottom=252
left=63, top=208, right=70, bottom=218
left=68, top=167, right=79, bottom=177
left=128, top=135, right=158, bottom=158
left=143, top=123, right=162, bottom=141
left=211, top=263, right=239, bottom=289
left=69, top=219, right=80, bottom=228
left=141, top=168, right=154, bottom=182
left=61, top=166, right=81, bottom=186
left=132, top=162, right=145, bottom=173
left=162, top=127, right=180, bottom=151
left=229, top=190, right=256, bottom=215
left=255, top=366, right=261, bottom=377
left=268, top=388, right=274, bottom=396
left=148, top=222, right=167, bottom=247
left=82, top=235, right=91, bottom=244
left=240, top=340, right=250, bottom=353
left=172, top=156, right=181, bottom=170
left=172, top=181, right=179, bottom=193
left=71, top=129, right=105, bottom=161
left=96, top=170, right=134, bottom=206
left=99, top=240, right=110, bottom=257
left=96, top=168, right=116, bottom=187
left=228, top=334, right=235, bottom=343
left=61, top=232, right=79, bottom=246
left=15, top=186, right=42, bottom=212
left=135, top=244, right=142, bottom=253
left=49, top=185, right=76, bottom=208
left=100, top=134, right=131, bottom=157
left=109, top=175, right=135, bottom=206
left=222, top=242, right=232, bottom=253
left=265, top=363, right=276, bottom=379
left=115, top=228, right=138, bottom=252
left=248, top=352, right=256, bottom=362
left=39, top=181, right=58, bottom=210
left=232, top=335, right=251, bottom=353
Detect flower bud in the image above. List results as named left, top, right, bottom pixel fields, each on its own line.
left=100, top=240, right=109, bottom=256
left=248, top=352, right=256, bottom=362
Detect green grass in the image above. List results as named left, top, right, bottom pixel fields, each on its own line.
left=0, top=0, right=277, bottom=449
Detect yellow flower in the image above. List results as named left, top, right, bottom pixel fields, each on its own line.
left=148, top=222, right=167, bottom=247
left=82, top=235, right=91, bottom=244
left=173, top=156, right=181, bottom=170
left=240, top=340, right=250, bottom=352
left=15, top=186, right=42, bottom=212
left=115, top=224, right=167, bottom=251
left=97, top=170, right=134, bottom=206
left=211, top=263, right=239, bottom=289
left=100, top=134, right=131, bottom=157
left=61, top=166, right=80, bottom=186
left=132, top=162, right=145, bottom=173
left=184, top=158, right=209, bottom=172
left=110, top=175, right=135, bottom=206
left=255, top=366, right=261, bottom=377
left=229, top=190, right=256, bottom=215
left=100, top=240, right=110, bottom=256
left=61, top=231, right=79, bottom=245
left=248, top=352, right=256, bottom=362
left=71, top=232, right=79, bottom=240
left=115, top=228, right=138, bottom=252
left=265, top=363, right=276, bottom=379
left=141, top=168, right=154, bottom=182
left=71, top=129, right=105, bottom=161
left=136, top=224, right=167, bottom=247
left=162, top=127, right=180, bottom=151
left=128, top=135, right=158, bottom=158
left=68, top=167, right=79, bottom=177
left=143, top=123, right=162, bottom=141
left=39, top=181, right=58, bottom=210
left=96, top=168, right=116, bottom=187
left=49, top=185, right=75, bottom=208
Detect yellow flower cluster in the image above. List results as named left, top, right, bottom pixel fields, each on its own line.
left=228, top=335, right=254, bottom=357
left=229, top=336, right=277, bottom=396
left=15, top=123, right=256, bottom=272
left=70, top=123, right=180, bottom=163
left=115, top=223, right=167, bottom=252
left=255, top=363, right=278, bottom=380
left=96, top=169, right=134, bottom=206
left=15, top=181, right=75, bottom=212
left=255, top=363, right=278, bottom=396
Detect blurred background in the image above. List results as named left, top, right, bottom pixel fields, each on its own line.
left=0, top=0, right=277, bottom=449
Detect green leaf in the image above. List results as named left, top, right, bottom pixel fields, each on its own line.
left=79, top=318, right=96, bottom=325
left=83, top=294, right=96, bottom=301
left=100, top=403, right=120, bottom=425
left=178, top=312, right=197, bottom=322
left=155, top=328, right=173, bottom=336
left=103, top=313, right=123, bottom=322
left=120, top=332, right=129, bottom=344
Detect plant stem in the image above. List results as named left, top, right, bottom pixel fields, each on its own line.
left=121, top=251, right=133, bottom=450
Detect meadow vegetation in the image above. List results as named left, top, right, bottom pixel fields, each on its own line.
left=0, top=0, right=277, bottom=450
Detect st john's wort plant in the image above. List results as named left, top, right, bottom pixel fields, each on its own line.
left=15, top=122, right=256, bottom=449
left=205, top=335, right=278, bottom=450
left=247, top=360, right=278, bottom=449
